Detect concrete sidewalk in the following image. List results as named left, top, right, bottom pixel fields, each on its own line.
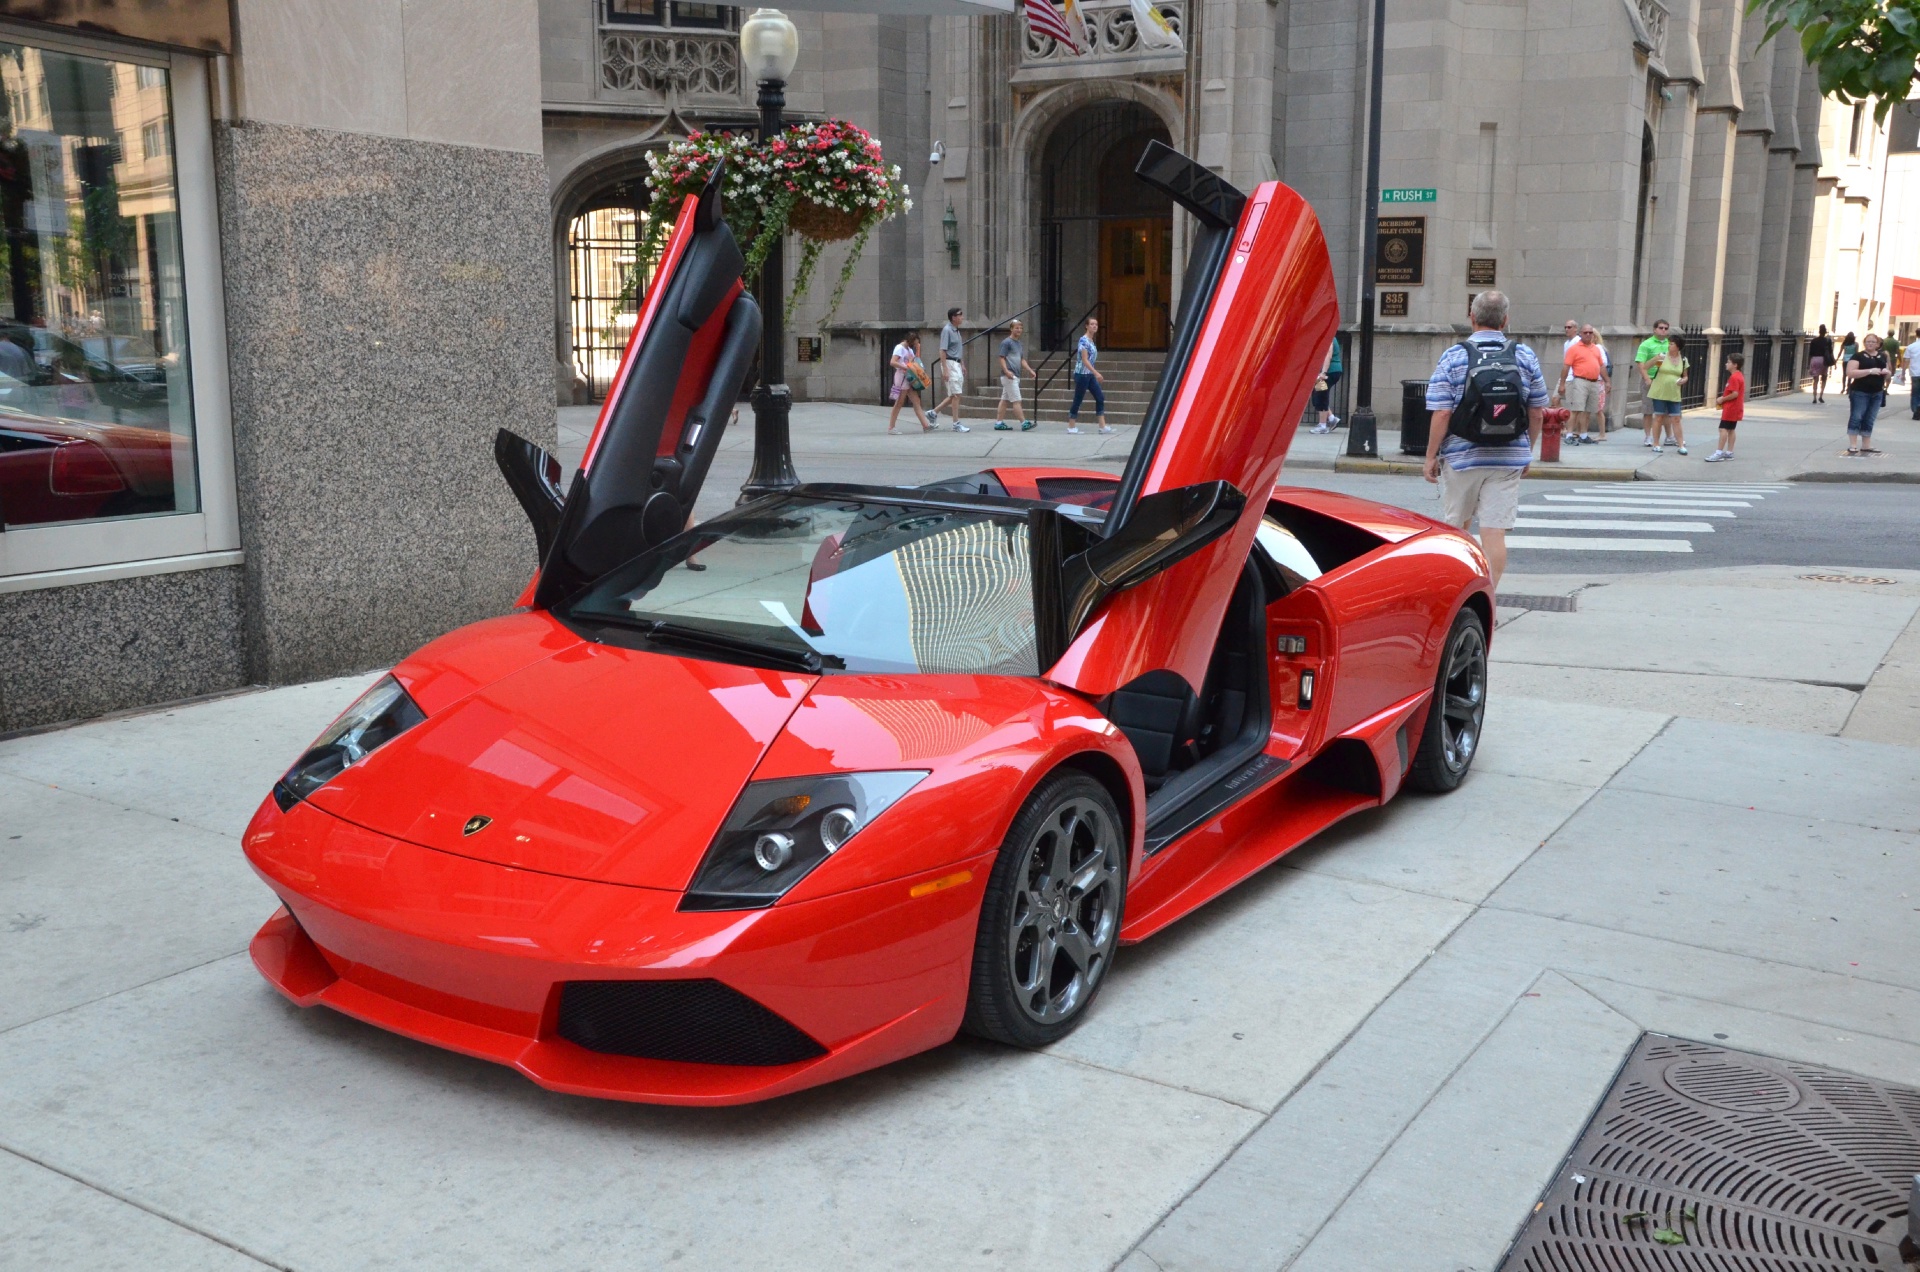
left=3, top=564, right=1916, bottom=1270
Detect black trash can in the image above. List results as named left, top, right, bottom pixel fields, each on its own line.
left=1399, top=379, right=1433, bottom=455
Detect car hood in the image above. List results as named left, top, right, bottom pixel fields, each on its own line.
left=306, top=642, right=815, bottom=889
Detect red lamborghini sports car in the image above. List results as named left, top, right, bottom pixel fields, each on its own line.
left=243, top=146, right=1494, bottom=1105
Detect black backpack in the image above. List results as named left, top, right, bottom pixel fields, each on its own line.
left=1449, top=338, right=1528, bottom=444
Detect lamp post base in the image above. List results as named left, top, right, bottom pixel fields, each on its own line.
left=738, top=382, right=799, bottom=503
left=1344, top=406, right=1379, bottom=458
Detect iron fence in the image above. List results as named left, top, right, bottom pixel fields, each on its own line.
left=1678, top=324, right=1711, bottom=409
left=1749, top=336, right=1773, bottom=399
left=1779, top=336, right=1799, bottom=393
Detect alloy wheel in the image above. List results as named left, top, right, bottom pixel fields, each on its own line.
left=1005, top=795, right=1122, bottom=1025
left=1439, top=620, right=1488, bottom=773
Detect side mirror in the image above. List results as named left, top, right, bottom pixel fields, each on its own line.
left=1060, top=480, right=1246, bottom=635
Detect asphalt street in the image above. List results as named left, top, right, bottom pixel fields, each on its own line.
left=676, top=441, right=1917, bottom=577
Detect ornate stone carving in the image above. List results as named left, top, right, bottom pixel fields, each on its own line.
left=600, top=33, right=741, bottom=102
left=1023, top=0, right=1185, bottom=65
left=1636, top=0, right=1668, bottom=61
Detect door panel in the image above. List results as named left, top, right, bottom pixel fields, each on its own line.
left=1047, top=145, right=1340, bottom=699
left=537, top=178, right=762, bottom=606
left=1100, top=218, right=1171, bottom=350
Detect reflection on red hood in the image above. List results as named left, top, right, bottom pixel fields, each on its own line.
left=308, top=642, right=815, bottom=890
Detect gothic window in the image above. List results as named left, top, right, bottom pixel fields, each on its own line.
left=602, top=1, right=737, bottom=29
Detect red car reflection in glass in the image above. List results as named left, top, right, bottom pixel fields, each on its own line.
left=0, top=409, right=186, bottom=526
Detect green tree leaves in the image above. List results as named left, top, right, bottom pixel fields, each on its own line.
left=1749, top=0, right=1920, bottom=120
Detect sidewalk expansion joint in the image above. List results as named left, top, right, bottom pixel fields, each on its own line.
left=0, top=1142, right=292, bottom=1270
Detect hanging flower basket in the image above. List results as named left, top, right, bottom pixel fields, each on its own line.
left=787, top=199, right=865, bottom=243
left=635, top=118, right=910, bottom=326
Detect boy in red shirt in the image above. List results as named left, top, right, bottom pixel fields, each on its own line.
left=1708, top=352, right=1744, bottom=461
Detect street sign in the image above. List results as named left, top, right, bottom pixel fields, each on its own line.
left=1375, top=217, right=1426, bottom=286
left=1381, top=188, right=1436, bottom=203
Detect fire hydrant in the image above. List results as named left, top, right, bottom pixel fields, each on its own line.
left=1541, top=407, right=1569, bottom=463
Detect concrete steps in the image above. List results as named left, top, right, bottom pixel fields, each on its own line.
left=954, top=350, right=1167, bottom=425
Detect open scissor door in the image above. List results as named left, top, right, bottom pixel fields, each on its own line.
left=519, top=166, right=762, bottom=608
left=1043, top=143, right=1340, bottom=698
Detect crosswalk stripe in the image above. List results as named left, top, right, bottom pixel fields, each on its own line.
left=1506, top=536, right=1693, bottom=552
left=1518, top=504, right=1733, bottom=517
left=1542, top=494, right=1753, bottom=507
left=1511, top=519, right=1713, bottom=531
left=1596, top=483, right=1786, bottom=491
left=1558, top=489, right=1761, bottom=501
left=1580, top=483, right=1786, bottom=492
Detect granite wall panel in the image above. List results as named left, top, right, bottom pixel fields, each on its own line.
left=215, top=120, right=555, bottom=686
left=0, top=568, right=247, bottom=733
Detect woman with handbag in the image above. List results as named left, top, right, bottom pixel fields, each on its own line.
left=887, top=331, right=936, bottom=435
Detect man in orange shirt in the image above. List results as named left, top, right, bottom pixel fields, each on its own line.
left=1554, top=325, right=1609, bottom=444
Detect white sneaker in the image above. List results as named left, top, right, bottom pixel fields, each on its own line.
left=1098, top=425, right=1115, bottom=434
left=952, top=423, right=970, bottom=432
left=1328, top=414, right=1341, bottom=427
left=927, top=411, right=939, bottom=425
left=1705, top=450, right=1727, bottom=462
left=1643, top=439, right=1654, bottom=448
left=1310, top=424, right=1332, bottom=434
left=1651, top=445, right=1662, bottom=454
left=1066, top=425, right=1082, bottom=434
left=1677, top=445, right=1688, bottom=455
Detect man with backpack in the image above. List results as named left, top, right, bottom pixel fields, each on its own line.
left=1421, top=290, right=1548, bottom=587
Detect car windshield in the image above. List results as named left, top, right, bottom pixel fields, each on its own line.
left=564, top=493, right=1040, bottom=676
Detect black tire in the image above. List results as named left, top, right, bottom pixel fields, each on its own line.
left=963, top=771, right=1127, bottom=1048
left=1407, top=607, right=1488, bottom=793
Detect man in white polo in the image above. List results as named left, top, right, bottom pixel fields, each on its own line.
left=1421, top=290, right=1547, bottom=588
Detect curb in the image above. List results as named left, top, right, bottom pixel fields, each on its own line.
left=1332, top=456, right=1639, bottom=480
left=1789, top=470, right=1920, bottom=484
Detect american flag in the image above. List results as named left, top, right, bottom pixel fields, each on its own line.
left=1024, top=0, right=1082, bottom=52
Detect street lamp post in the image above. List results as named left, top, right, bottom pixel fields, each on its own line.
left=1346, top=0, right=1387, bottom=459
left=738, top=8, right=802, bottom=502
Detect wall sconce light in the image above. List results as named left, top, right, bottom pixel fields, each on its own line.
left=942, top=202, right=960, bottom=269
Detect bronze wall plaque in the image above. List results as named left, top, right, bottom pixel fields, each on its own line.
left=1380, top=291, right=1409, bottom=317
left=0, top=1, right=231, bottom=54
left=796, top=336, right=821, bottom=363
left=1375, top=217, right=1425, bottom=286
left=1466, top=258, right=1497, bottom=286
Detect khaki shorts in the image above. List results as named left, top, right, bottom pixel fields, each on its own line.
left=944, top=361, right=965, bottom=397
left=1000, top=376, right=1022, bottom=404
left=1438, top=464, right=1523, bottom=530
left=1563, top=377, right=1602, bottom=413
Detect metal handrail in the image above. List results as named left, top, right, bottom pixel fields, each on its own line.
left=1033, top=299, right=1108, bottom=400
left=957, top=301, right=1043, bottom=353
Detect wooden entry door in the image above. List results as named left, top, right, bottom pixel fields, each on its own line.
left=1100, top=218, right=1173, bottom=350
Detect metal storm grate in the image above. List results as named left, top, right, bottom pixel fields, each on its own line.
left=1498, top=1034, right=1920, bottom=1270
left=1800, top=574, right=1898, bottom=586
left=1496, top=593, right=1579, bottom=613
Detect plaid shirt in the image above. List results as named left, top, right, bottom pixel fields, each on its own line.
left=1426, top=330, right=1547, bottom=471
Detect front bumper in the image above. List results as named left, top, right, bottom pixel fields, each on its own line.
left=244, top=797, right=990, bottom=1105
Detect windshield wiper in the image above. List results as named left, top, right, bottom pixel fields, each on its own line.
left=637, top=619, right=839, bottom=674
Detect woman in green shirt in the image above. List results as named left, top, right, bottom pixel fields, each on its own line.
left=1647, top=343, right=1688, bottom=455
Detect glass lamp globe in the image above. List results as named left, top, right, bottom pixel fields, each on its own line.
left=740, top=9, right=800, bottom=84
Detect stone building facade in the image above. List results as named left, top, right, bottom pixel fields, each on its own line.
left=539, top=0, right=1825, bottom=420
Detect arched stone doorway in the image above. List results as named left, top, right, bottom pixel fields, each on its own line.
left=1036, top=100, right=1173, bottom=351
left=552, top=148, right=656, bottom=404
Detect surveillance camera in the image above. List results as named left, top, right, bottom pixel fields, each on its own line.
left=929, top=140, right=945, bottom=165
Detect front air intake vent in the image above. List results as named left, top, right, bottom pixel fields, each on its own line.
left=556, top=979, right=827, bottom=1067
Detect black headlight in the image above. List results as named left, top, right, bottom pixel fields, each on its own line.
left=681, top=771, right=928, bottom=911
left=272, top=675, right=426, bottom=810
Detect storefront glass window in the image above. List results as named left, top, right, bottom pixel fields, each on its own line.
left=0, top=40, right=196, bottom=530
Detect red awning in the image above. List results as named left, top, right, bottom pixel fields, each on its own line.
left=1893, top=275, right=1920, bottom=317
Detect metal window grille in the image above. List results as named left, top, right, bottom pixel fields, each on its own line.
left=568, top=204, right=649, bottom=402
left=1677, top=324, right=1711, bottom=409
